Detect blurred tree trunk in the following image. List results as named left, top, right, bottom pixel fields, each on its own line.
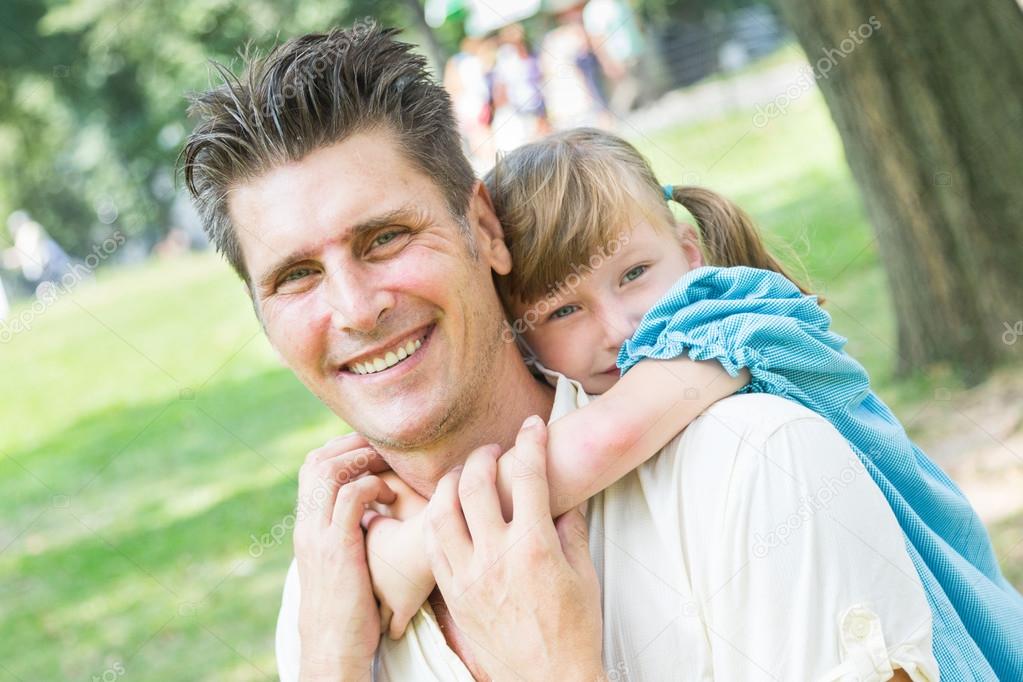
left=773, top=0, right=1023, bottom=383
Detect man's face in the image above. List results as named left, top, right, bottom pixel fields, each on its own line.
left=229, top=130, right=512, bottom=449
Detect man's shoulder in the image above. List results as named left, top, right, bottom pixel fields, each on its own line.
left=687, top=391, right=827, bottom=446
left=643, top=391, right=852, bottom=500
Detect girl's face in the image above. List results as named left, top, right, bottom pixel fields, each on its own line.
left=508, top=217, right=703, bottom=394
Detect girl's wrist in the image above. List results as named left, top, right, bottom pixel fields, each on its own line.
left=405, top=512, right=435, bottom=585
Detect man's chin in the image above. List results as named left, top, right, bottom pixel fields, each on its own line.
left=354, top=405, right=455, bottom=451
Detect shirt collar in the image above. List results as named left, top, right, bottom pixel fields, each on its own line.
left=526, top=358, right=592, bottom=419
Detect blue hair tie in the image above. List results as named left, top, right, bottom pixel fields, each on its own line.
left=662, top=184, right=673, bottom=202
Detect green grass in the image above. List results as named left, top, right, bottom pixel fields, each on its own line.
left=1, top=255, right=344, bottom=680
left=0, top=83, right=1017, bottom=680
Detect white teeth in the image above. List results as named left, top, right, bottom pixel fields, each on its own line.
left=348, top=331, right=427, bottom=376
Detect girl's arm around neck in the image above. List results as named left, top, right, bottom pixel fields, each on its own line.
left=495, top=357, right=749, bottom=520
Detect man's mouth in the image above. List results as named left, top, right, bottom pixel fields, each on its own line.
left=342, top=324, right=434, bottom=376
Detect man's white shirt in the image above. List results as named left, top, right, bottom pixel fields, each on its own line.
left=276, top=369, right=938, bottom=681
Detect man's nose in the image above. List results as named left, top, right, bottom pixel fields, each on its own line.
left=324, top=265, right=395, bottom=333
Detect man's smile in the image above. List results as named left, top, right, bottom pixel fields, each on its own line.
left=339, top=323, right=436, bottom=379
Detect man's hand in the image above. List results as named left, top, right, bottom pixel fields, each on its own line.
left=293, top=433, right=394, bottom=681
left=424, top=416, right=605, bottom=681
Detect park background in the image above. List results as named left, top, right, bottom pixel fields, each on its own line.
left=1, top=1, right=1022, bottom=680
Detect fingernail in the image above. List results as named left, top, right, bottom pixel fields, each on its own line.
left=522, top=414, right=543, bottom=430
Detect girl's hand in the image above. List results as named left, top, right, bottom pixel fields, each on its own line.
left=364, top=471, right=435, bottom=639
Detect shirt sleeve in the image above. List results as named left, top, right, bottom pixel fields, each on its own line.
left=616, top=266, right=873, bottom=417
left=275, top=559, right=301, bottom=682
left=669, top=401, right=938, bottom=681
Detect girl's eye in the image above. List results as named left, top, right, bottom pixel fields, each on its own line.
left=622, top=264, right=647, bottom=284
left=550, top=304, right=579, bottom=320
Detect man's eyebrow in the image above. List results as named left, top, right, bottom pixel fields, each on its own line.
left=256, top=203, right=425, bottom=290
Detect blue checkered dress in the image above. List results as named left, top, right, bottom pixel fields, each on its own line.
left=617, top=265, right=1023, bottom=680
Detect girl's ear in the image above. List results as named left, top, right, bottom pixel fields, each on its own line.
left=468, top=180, right=513, bottom=276
left=677, top=222, right=705, bottom=269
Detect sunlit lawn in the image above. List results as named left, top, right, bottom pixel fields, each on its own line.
left=1, top=83, right=1018, bottom=680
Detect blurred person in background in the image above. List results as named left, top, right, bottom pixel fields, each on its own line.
left=541, top=5, right=613, bottom=129
left=5, top=210, right=72, bottom=296
left=582, top=0, right=648, bottom=115
left=443, top=35, right=496, bottom=169
left=0, top=274, right=9, bottom=322
left=489, top=23, right=551, bottom=152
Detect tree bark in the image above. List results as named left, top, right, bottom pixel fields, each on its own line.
left=773, top=0, right=1023, bottom=383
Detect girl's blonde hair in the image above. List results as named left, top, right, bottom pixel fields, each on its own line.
left=483, top=127, right=815, bottom=305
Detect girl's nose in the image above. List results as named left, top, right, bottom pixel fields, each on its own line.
left=599, top=307, right=637, bottom=353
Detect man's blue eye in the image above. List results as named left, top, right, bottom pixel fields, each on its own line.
left=550, top=305, right=578, bottom=319
left=622, top=265, right=647, bottom=284
left=373, top=230, right=401, bottom=247
left=282, top=268, right=312, bottom=283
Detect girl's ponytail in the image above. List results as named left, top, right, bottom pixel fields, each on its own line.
left=669, top=185, right=819, bottom=299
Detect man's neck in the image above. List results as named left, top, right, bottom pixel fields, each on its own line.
left=375, top=351, right=556, bottom=498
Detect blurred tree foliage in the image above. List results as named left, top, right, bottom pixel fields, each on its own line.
left=636, top=0, right=771, bottom=22
left=0, top=0, right=450, bottom=257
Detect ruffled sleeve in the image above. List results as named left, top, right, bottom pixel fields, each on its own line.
left=616, top=266, right=872, bottom=413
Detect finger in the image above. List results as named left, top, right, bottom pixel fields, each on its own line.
left=424, top=518, right=453, bottom=597
left=298, top=448, right=382, bottom=528
left=360, top=508, right=381, bottom=531
left=332, top=448, right=390, bottom=486
left=389, top=607, right=411, bottom=640
left=555, top=507, right=595, bottom=577
left=332, top=475, right=397, bottom=535
left=510, top=415, right=552, bottom=526
left=304, top=432, right=370, bottom=465
left=426, top=467, right=473, bottom=570
left=296, top=458, right=349, bottom=529
left=304, top=434, right=389, bottom=479
left=458, top=444, right=506, bottom=543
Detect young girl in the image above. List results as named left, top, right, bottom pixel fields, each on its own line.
left=361, top=128, right=1022, bottom=678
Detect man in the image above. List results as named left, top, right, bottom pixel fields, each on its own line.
left=183, top=24, right=937, bottom=681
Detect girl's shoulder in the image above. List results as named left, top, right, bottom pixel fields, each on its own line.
left=669, top=265, right=807, bottom=305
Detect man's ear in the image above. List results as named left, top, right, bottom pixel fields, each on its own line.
left=677, top=222, right=704, bottom=270
left=468, top=180, right=513, bottom=276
